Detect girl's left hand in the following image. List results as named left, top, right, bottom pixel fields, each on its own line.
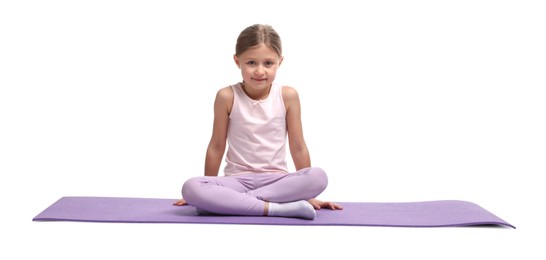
left=307, top=198, right=343, bottom=210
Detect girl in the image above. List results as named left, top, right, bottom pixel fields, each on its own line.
left=174, top=24, right=342, bottom=219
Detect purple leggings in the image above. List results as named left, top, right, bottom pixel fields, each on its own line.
left=181, top=167, right=328, bottom=216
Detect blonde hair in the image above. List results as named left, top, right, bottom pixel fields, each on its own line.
left=235, top=24, right=282, bottom=57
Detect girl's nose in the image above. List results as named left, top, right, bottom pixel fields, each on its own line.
left=254, top=65, right=264, bottom=75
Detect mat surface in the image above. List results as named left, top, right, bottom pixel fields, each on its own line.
left=33, top=196, right=515, bottom=228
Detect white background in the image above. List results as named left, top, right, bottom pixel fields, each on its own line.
left=1, top=0, right=545, bottom=259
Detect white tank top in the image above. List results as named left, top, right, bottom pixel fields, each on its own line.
left=224, top=82, right=288, bottom=176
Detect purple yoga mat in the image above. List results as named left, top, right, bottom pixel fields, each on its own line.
left=32, top=196, right=515, bottom=228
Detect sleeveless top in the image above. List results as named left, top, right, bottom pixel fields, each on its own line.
left=224, top=82, right=288, bottom=176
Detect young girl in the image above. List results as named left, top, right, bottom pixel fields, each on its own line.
left=174, top=24, right=342, bottom=219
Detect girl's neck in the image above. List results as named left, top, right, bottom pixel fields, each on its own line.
left=241, top=82, right=271, bottom=101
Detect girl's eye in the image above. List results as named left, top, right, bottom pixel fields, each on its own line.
left=265, top=61, right=274, bottom=66
left=246, top=61, right=256, bottom=65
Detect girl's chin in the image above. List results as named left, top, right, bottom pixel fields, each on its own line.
left=247, top=80, right=270, bottom=87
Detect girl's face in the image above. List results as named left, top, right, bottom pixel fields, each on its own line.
left=234, top=43, right=283, bottom=94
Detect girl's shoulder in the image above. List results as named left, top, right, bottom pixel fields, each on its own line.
left=214, top=85, right=235, bottom=113
left=281, top=85, right=299, bottom=102
left=216, top=85, right=235, bottom=100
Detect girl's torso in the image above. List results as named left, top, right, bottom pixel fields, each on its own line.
left=224, top=82, right=288, bottom=176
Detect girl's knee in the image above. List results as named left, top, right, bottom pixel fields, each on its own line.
left=308, top=167, right=329, bottom=192
left=181, top=177, right=207, bottom=203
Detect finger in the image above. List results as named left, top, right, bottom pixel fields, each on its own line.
left=173, top=200, right=187, bottom=206
left=325, top=202, right=342, bottom=210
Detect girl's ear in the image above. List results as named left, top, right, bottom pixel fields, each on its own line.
left=233, top=54, right=240, bottom=68
left=279, top=56, right=284, bottom=66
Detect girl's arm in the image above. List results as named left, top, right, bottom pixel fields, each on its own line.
left=283, top=86, right=343, bottom=211
left=174, top=87, right=231, bottom=206
left=283, top=86, right=310, bottom=170
left=204, top=87, right=232, bottom=176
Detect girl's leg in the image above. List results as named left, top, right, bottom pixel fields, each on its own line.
left=251, top=167, right=329, bottom=219
left=181, top=175, right=266, bottom=216
left=248, top=167, right=328, bottom=203
left=181, top=167, right=328, bottom=219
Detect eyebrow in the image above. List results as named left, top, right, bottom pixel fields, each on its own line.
left=242, top=57, right=277, bottom=62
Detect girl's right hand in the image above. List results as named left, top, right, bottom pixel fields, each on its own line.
left=173, top=198, right=187, bottom=206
